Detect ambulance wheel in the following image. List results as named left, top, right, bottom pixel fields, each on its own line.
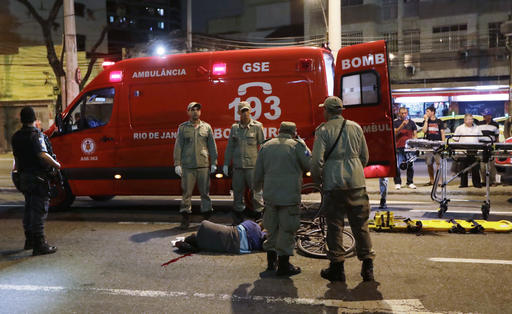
left=89, top=195, right=115, bottom=202
left=481, top=203, right=490, bottom=220
left=300, top=183, right=322, bottom=219
left=49, top=180, right=75, bottom=211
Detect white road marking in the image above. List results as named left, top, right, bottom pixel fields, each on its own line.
left=429, top=258, right=512, bottom=265
left=0, top=283, right=434, bottom=313
left=411, top=209, right=512, bottom=216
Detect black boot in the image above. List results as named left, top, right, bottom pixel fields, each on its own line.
left=320, top=261, right=346, bottom=282
left=32, top=235, right=57, bottom=256
left=180, top=213, right=190, bottom=229
left=361, top=259, right=375, bottom=281
left=266, top=251, right=277, bottom=271
left=378, top=198, right=387, bottom=209
left=232, top=211, right=244, bottom=225
left=276, top=255, right=301, bottom=276
left=24, top=231, right=33, bottom=250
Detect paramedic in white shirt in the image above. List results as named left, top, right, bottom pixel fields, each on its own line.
left=453, top=113, right=483, bottom=188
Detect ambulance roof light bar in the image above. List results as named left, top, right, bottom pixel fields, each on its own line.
left=109, top=71, right=123, bottom=82
left=212, top=63, right=226, bottom=75
left=102, top=61, right=115, bottom=69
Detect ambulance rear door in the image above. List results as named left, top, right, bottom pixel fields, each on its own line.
left=334, top=40, right=397, bottom=178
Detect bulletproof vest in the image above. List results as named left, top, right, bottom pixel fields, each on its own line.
left=11, top=126, right=47, bottom=173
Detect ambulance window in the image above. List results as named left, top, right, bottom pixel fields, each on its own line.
left=64, top=87, right=115, bottom=133
left=341, top=71, right=379, bottom=107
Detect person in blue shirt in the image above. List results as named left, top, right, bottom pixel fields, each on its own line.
left=174, top=219, right=265, bottom=254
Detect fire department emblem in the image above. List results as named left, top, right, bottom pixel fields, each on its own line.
left=81, top=138, right=96, bottom=155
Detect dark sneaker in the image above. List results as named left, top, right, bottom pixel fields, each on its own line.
left=361, top=259, right=374, bottom=281
left=175, top=241, right=198, bottom=253
left=320, top=262, right=346, bottom=282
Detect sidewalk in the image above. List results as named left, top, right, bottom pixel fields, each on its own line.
left=1, top=152, right=510, bottom=196
left=365, top=177, right=511, bottom=196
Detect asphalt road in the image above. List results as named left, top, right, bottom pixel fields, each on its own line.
left=1, top=152, right=512, bottom=313
left=1, top=192, right=512, bottom=314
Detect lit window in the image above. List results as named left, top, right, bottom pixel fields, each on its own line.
left=109, top=16, right=114, bottom=23
left=157, top=8, right=164, bottom=16
left=341, top=71, right=379, bottom=107
left=158, top=22, right=165, bottom=29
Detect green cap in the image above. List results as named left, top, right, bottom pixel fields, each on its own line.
left=279, top=121, right=297, bottom=135
left=238, top=101, right=251, bottom=112
left=319, top=96, right=343, bottom=112
left=187, top=102, right=201, bottom=111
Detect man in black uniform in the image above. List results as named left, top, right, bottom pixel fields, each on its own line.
left=12, top=106, right=61, bottom=256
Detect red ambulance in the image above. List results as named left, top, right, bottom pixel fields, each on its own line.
left=47, top=40, right=396, bottom=209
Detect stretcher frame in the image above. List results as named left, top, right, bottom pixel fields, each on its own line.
left=405, top=136, right=512, bottom=219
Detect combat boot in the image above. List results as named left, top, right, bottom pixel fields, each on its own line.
left=276, top=255, right=301, bottom=276
left=32, top=235, right=57, bottom=256
left=379, top=198, right=387, bottom=209
left=266, top=250, right=277, bottom=271
left=361, top=259, right=375, bottom=281
left=180, top=213, right=190, bottom=229
left=320, top=261, right=346, bottom=282
left=24, top=231, right=33, bottom=250
left=232, top=211, right=244, bottom=225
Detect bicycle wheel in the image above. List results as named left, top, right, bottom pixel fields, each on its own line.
left=297, top=228, right=355, bottom=259
left=300, top=183, right=322, bottom=219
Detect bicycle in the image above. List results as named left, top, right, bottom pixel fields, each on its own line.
left=296, top=183, right=356, bottom=259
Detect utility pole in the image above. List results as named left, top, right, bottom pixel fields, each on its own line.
left=63, top=0, right=79, bottom=108
left=501, top=18, right=512, bottom=116
left=328, top=0, right=341, bottom=61
left=186, top=0, right=192, bottom=52
left=397, top=0, right=404, bottom=80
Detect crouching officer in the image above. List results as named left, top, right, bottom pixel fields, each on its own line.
left=223, top=101, right=265, bottom=225
left=254, top=122, right=311, bottom=276
left=311, top=96, right=375, bottom=282
left=11, top=106, right=61, bottom=256
left=173, top=102, right=218, bottom=229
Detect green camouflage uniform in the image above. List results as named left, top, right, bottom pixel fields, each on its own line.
left=311, top=115, right=375, bottom=262
left=174, top=120, right=217, bottom=213
left=254, top=123, right=311, bottom=256
left=224, top=119, right=265, bottom=212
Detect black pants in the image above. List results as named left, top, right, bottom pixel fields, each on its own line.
left=393, top=148, right=414, bottom=185
left=459, top=156, right=481, bottom=187
left=23, top=190, right=49, bottom=236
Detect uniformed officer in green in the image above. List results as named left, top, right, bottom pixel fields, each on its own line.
left=174, top=102, right=218, bottom=229
left=254, top=121, right=311, bottom=276
left=311, top=96, right=375, bottom=283
left=223, top=101, right=265, bottom=225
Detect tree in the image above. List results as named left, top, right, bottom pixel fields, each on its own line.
left=16, top=0, right=108, bottom=111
